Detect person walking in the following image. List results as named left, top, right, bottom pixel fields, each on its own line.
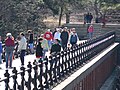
left=88, top=24, right=94, bottom=39
left=18, top=32, right=27, bottom=66
left=5, top=33, right=15, bottom=68
left=0, top=36, right=3, bottom=64
left=60, top=27, right=69, bottom=50
left=36, top=38, right=43, bottom=61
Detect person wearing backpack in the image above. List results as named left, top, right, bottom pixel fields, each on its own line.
left=70, top=31, right=78, bottom=47
left=5, top=33, right=15, bottom=69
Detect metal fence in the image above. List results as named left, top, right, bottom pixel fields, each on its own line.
left=0, top=31, right=116, bottom=90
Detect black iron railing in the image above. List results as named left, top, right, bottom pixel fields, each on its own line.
left=0, top=31, right=116, bottom=90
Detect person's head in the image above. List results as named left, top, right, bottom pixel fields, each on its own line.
left=6, top=33, right=12, bottom=38
left=20, top=32, right=25, bottom=38
left=38, top=37, right=43, bottom=42
left=27, top=30, right=32, bottom=34
left=47, top=29, right=51, bottom=32
left=63, top=27, right=67, bottom=31
left=41, top=34, right=44, bottom=38
left=72, top=28, right=76, bottom=32
left=56, top=28, right=60, bottom=32
left=54, top=39, right=60, bottom=44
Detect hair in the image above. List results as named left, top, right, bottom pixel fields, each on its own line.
left=38, top=37, right=43, bottom=41
left=20, top=32, right=25, bottom=36
left=55, top=39, right=60, bottom=43
left=27, top=30, right=32, bottom=33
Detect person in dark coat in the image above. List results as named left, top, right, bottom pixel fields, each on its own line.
left=60, top=27, right=69, bottom=50
left=36, top=38, right=43, bottom=61
left=89, top=13, right=93, bottom=23
left=50, top=39, right=61, bottom=54
left=27, top=30, right=34, bottom=54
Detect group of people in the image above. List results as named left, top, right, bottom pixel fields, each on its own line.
left=36, top=27, right=79, bottom=60
left=84, top=13, right=93, bottom=24
left=0, top=27, right=79, bottom=69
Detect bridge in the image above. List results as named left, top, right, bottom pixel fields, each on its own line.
left=0, top=24, right=120, bottom=90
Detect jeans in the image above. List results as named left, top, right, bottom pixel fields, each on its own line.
left=43, top=49, right=48, bottom=58
left=20, top=50, right=26, bottom=65
left=6, top=51, right=13, bottom=68
left=48, top=40, right=52, bottom=49
left=29, top=43, right=34, bottom=54
left=61, top=42, right=67, bottom=50
left=88, top=32, right=93, bottom=39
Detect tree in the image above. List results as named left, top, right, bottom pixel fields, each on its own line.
left=43, top=0, right=84, bottom=26
left=0, top=0, right=48, bottom=38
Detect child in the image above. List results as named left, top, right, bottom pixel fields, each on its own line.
left=41, top=34, right=49, bottom=58
left=36, top=38, right=43, bottom=61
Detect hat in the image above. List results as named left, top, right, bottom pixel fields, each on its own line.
left=6, top=33, right=12, bottom=37
left=64, top=27, right=67, bottom=29
left=48, top=29, right=51, bottom=32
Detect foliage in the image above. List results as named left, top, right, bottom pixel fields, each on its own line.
left=0, top=0, right=48, bottom=37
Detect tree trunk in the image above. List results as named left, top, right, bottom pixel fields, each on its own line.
left=66, top=12, right=70, bottom=24
left=94, top=0, right=99, bottom=17
left=58, top=7, right=63, bottom=26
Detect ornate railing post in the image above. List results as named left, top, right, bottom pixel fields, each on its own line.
left=64, top=50, right=68, bottom=75
left=44, top=56, right=49, bottom=89
left=49, top=56, right=53, bottom=86
left=27, top=62, right=32, bottom=90
left=75, top=45, right=79, bottom=67
left=61, top=51, right=65, bottom=77
left=73, top=46, right=77, bottom=69
left=78, top=44, right=82, bottom=65
left=4, top=70, right=10, bottom=90
left=70, top=48, right=74, bottom=71
left=67, top=48, right=71, bottom=73
left=20, top=66, right=25, bottom=90
left=57, top=53, right=61, bottom=80
left=53, top=54, right=58, bottom=84
left=12, top=67, right=18, bottom=90
left=38, top=59, right=43, bottom=90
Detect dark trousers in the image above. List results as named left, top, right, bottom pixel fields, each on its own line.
left=62, top=42, right=67, bottom=50
left=20, top=50, right=26, bottom=65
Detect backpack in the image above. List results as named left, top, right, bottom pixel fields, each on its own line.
left=70, top=35, right=77, bottom=44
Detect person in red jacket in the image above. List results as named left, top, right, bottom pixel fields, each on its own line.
left=43, top=29, right=53, bottom=49
left=88, top=24, right=94, bottom=39
left=5, top=33, right=15, bottom=69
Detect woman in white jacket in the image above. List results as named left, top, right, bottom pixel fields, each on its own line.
left=54, top=28, right=61, bottom=41
left=18, top=32, right=27, bottom=66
